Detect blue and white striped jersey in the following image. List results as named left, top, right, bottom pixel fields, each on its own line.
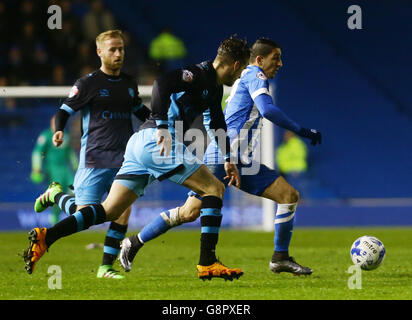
left=204, top=65, right=271, bottom=164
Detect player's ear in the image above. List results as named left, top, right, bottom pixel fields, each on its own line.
left=255, top=55, right=264, bottom=66
left=233, top=60, right=240, bottom=71
left=96, top=47, right=102, bottom=57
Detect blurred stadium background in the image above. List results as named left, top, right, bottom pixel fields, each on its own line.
left=0, top=0, right=411, bottom=231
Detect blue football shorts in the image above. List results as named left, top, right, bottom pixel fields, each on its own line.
left=188, top=162, right=280, bottom=199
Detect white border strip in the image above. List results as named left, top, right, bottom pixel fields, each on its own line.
left=0, top=86, right=232, bottom=98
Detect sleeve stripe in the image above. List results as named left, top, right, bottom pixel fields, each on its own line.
left=155, top=120, right=168, bottom=126
left=251, top=88, right=270, bottom=100
left=60, top=103, right=76, bottom=115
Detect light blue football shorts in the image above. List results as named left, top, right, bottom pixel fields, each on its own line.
left=73, top=167, right=119, bottom=205
left=115, top=128, right=203, bottom=196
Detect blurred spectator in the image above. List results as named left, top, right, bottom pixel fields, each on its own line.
left=19, top=0, right=48, bottom=38
left=75, top=41, right=98, bottom=75
left=5, top=45, right=26, bottom=85
left=18, top=22, right=37, bottom=60
left=32, top=43, right=52, bottom=85
left=52, top=65, right=67, bottom=85
left=60, top=0, right=78, bottom=23
left=276, top=130, right=310, bottom=198
left=83, top=0, right=116, bottom=42
left=0, top=76, right=7, bottom=87
left=18, top=0, right=38, bottom=26
left=0, top=77, right=17, bottom=112
left=276, top=130, right=308, bottom=178
left=48, top=19, right=83, bottom=78
left=17, top=21, right=50, bottom=85
left=0, top=0, right=149, bottom=86
left=149, top=27, right=187, bottom=73
left=122, top=31, right=147, bottom=78
left=79, top=65, right=95, bottom=78
left=0, top=77, right=24, bottom=129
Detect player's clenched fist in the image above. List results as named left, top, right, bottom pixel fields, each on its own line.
left=298, top=128, right=322, bottom=146
left=52, top=130, right=64, bottom=147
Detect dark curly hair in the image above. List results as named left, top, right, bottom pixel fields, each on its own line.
left=216, top=35, right=250, bottom=64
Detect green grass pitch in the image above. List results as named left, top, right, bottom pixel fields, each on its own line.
left=1, top=227, right=412, bottom=300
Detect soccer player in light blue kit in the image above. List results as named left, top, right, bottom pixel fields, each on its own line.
left=120, top=38, right=322, bottom=276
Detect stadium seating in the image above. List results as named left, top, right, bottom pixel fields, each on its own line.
left=2, top=0, right=411, bottom=206
left=102, top=0, right=412, bottom=198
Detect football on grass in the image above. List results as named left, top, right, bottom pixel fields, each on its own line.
left=350, top=235, right=385, bottom=270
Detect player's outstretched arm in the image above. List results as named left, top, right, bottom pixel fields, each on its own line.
left=254, top=94, right=322, bottom=146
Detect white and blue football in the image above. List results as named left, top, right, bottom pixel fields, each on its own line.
left=350, top=236, right=386, bottom=270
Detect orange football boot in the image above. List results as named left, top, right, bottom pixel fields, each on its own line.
left=23, top=228, right=48, bottom=274
left=197, top=261, right=243, bottom=281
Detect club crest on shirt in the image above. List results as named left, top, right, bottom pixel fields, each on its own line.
left=256, top=72, right=267, bottom=80
left=128, top=88, right=135, bottom=98
left=199, top=61, right=209, bottom=70
left=68, top=85, right=79, bottom=98
left=99, top=89, right=110, bottom=97
left=182, top=70, right=194, bottom=82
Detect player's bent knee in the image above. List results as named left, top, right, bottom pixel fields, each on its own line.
left=179, top=201, right=201, bottom=223
left=287, top=188, right=300, bottom=204
left=115, top=206, right=132, bottom=224
left=195, top=181, right=225, bottom=199
left=181, top=207, right=200, bottom=223
left=267, top=177, right=300, bottom=204
left=207, top=180, right=225, bottom=199
left=102, top=202, right=124, bottom=221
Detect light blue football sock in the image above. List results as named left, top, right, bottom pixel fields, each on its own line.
left=139, top=208, right=180, bottom=243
